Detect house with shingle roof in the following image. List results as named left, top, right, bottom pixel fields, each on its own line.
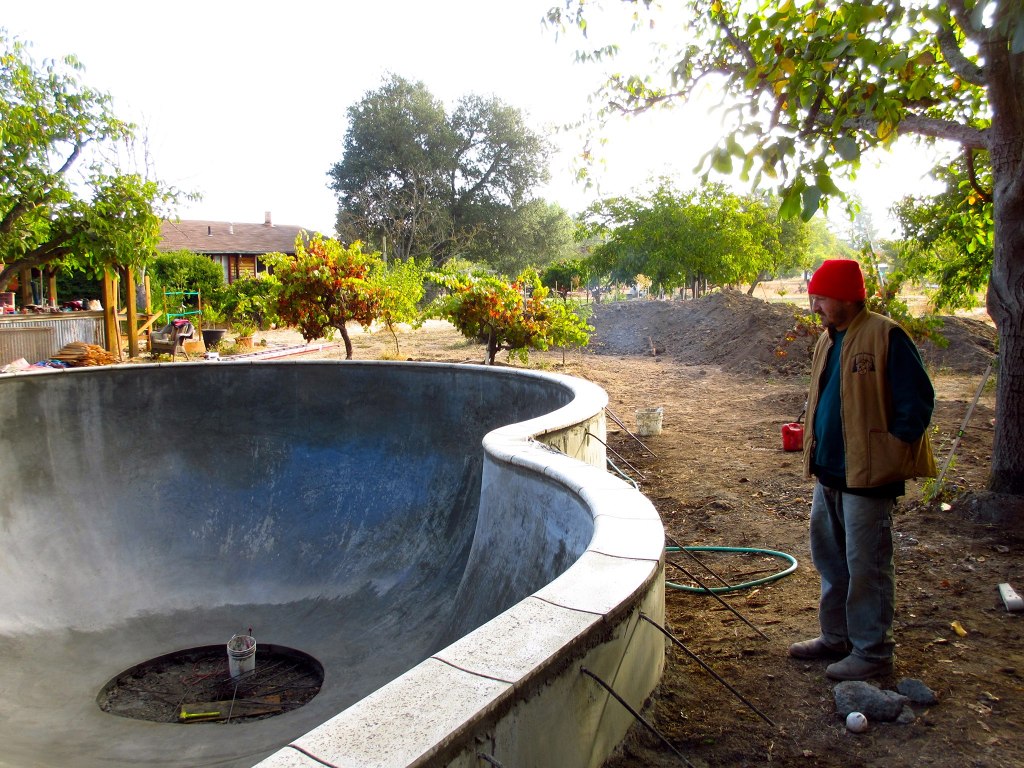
left=157, top=211, right=316, bottom=284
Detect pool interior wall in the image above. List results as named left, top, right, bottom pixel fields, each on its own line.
left=0, top=360, right=664, bottom=768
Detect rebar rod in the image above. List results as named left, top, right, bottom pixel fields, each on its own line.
left=604, top=406, right=658, bottom=457
left=936, top=357, right=994, bottom=490
left=586, top=429, right=645, bottom=479
left=665, top=557, right=770, bottom=641
left=580, top=667, right=694, bottom=768
left=666, top=534, right=733, bottom=590
left=640, top=613, right=776, bottom=728
left=286, top=744, right=342, bottom=768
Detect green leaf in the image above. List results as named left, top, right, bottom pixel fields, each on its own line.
left=740, top=152, right=754, bottom=182
left=711, top=148, right=733, bottom=174
left=908, top=77, right=932, bottom=101
left=833, top=136, right=860, bottom=162
left=779, top=187, right=803, bottom=219
left=827, top=41, right=851, bottom=58
left=815, top=173, right=842, bottom=196
left=800, top=186, right=822, bottom=221
left=855, top=40, right=879, bottom=60
left=862, top=5, right=886, bottom=23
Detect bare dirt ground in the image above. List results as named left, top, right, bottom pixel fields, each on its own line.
left=243, top=289, right=1021, bottom=768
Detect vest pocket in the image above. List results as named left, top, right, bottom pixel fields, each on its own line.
left=867, top=429, right=915, bottom=486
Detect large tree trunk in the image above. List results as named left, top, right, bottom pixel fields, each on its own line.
left=986, top=196, right=1024, bottom=495
left=985, top=57, right=1024, bottom=496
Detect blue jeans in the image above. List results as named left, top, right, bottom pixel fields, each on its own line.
left=809, top=482, right=895, bottom=662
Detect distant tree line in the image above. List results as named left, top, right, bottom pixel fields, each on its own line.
left=327, top=74, right=577, bottom=276
left=565, top=179, right=837, bottom=298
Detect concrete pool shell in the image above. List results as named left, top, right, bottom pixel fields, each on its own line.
left=0, top=360, right=665, bottom=768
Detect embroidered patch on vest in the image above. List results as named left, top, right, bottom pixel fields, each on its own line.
left=851, top=353, right=876, bottom=374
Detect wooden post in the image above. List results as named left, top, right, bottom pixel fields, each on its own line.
left=19, top=269, right=32, bottom=308
left=46, top=269, right=58, bottom=307
left=101, top=272, right=122, bottom=360
left=122, top=266, right=139, bottom=358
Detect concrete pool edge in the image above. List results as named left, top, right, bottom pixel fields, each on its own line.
left=251, top=364, right=666, bottom=768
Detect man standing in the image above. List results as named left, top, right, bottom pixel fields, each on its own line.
left=789, top=259, right=936, bottom=681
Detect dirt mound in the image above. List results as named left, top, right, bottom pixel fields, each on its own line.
left=587, top=292, right=996, bottom=377
left=586, top=291, right=817, bottom=376
left=919, top=315, right=997, bottom=375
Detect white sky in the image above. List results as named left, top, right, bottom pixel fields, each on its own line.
left=5, top=0, right=946, bottom=237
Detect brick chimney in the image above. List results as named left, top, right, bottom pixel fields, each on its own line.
left=264, top=211, right=272, bottom=227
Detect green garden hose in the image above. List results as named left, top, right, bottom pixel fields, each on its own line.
left=665, top=545, right=798, bottom=594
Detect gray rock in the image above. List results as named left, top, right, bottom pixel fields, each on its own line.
left=834, top=680, right=909, bottom=721
left=897, top=705, right=917, bottom=724
left=897, top=678, right=939, bottom=705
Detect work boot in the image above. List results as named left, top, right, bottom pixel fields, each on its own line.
left=825, top=654, right=894, bottom=681
left=788, top=636, right=850, bottom=660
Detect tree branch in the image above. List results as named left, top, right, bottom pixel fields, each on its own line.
left=711, top=8, right=757, bottom=70
left=964, top=148, right=993, bottom=202
left=844, top=112, right=988, bottom=149
left=801, top=87, right=827, bottom=137
left=56, top=141, right=84, bottom=177
left=458, top=147, right=507, bottom=206
left=947, top=0, right=988, bottom=49
left=0, top=201, right=33, bottom=235
left=2, top=146, right=85, bottom=234
left=0, top=237, right=75, bottom=288
left=938, top=25, right=985, bottom=85
left=607, top=90, right=687, bottom=115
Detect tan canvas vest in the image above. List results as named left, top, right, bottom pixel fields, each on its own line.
left=803, top=310, right=936, bottom=487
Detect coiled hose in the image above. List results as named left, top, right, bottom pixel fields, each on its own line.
left=665, top=545, right=798, bottom=594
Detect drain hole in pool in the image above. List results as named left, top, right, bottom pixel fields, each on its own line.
left=97, top=643, right=323, bottom=724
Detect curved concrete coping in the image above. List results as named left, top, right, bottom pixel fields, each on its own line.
left=0, top=360, right=664, bottom=768
left=252, top=362, right=666, bottom=768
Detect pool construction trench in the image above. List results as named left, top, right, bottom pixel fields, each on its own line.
left=0, top=360, right=665, bottom=768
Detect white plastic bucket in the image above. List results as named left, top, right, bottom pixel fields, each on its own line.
left=635, top=407, right=664, bottom=437
left=227, top=634, right=256, bottom=679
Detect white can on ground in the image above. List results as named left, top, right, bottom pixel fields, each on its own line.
left=227, top=634, right=256, bottom=679
left=635, top=407, right=663, bottom=437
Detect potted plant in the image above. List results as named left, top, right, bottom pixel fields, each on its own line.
left=200, top=304, right=228, bottom=349
left=229, top=318, right=257, bottom=348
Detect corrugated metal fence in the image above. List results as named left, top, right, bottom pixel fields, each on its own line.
left=0, top=313, right=106, bottom=365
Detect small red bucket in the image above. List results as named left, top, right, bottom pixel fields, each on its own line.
left=781, top=422, right=804, bottom=452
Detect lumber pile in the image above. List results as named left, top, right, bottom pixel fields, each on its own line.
left=52, top=341, right=117, bottom=367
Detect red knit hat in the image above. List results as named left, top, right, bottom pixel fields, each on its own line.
left=808, top=259, right=866, bottom=302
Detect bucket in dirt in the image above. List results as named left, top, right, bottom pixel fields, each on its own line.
left=635, top=407, right=664, bottom=437
left=227, top=634, right=256, bottom=679
left=781, top=422, right=804, bottom=452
